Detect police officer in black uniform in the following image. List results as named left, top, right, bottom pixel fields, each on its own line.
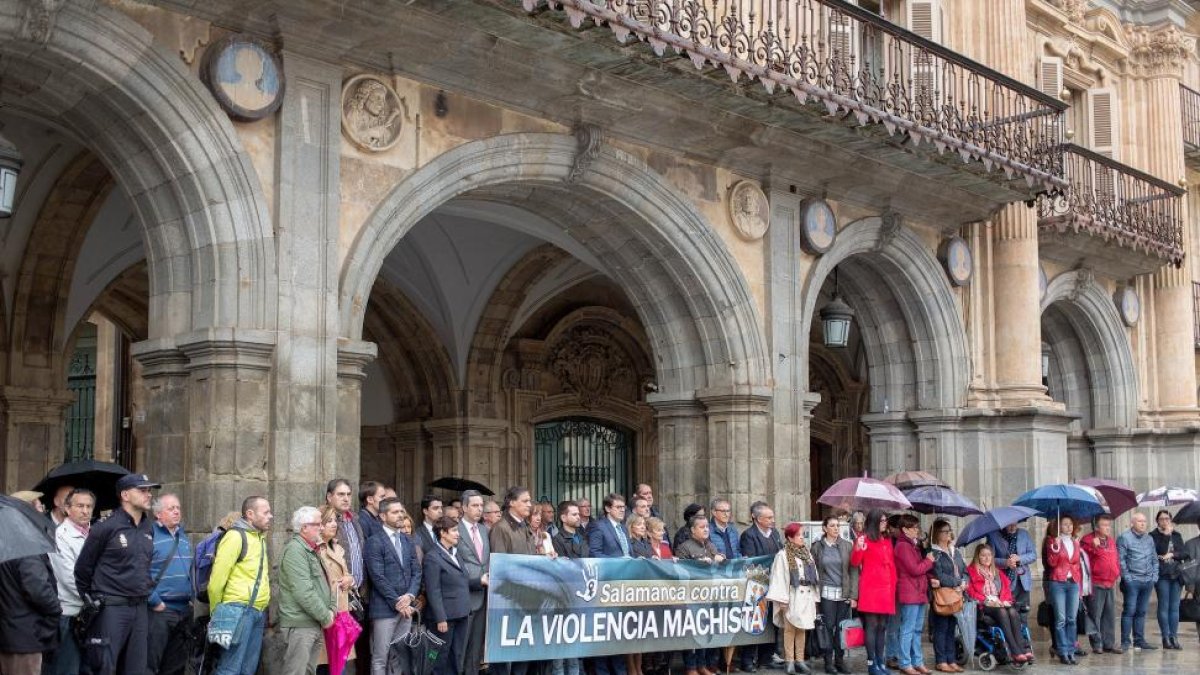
left=74, top=473, right=160, bottom=675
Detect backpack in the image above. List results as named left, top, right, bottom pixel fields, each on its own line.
left=193, top=527, right=248, bottom=604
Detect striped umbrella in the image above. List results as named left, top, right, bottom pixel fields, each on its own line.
left=1136, top=486, right=1200, bottom=508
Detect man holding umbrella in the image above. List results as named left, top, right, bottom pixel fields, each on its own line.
left=74, top=473, right=160, bottom=675
left=985, top=523, right=1036, bottom=622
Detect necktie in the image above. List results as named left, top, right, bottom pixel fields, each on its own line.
left=471, top=524, right=484, bottom=560
left=614, top=522, right=630, bottom=557
left=393, top=532, right=405, bottom=567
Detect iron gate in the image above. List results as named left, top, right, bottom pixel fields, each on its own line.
left=64, top=349, right=96, bottom=463
left=534, top=419, right=632, bottom=510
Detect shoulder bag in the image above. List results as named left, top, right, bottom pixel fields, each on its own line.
left=207, top=537, right=266, bottom=649
left=932, top=551, right=964, bottom=616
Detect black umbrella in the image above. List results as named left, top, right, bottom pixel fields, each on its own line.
left=1174, top=500, right=1200, bottom=525
left=34, top=459, right=131, bottom=512
left=0, top=495, right=55, bottom=564
left=428, top=476, right=494, bottom=496
left=388, top=619, right=446, bottom=675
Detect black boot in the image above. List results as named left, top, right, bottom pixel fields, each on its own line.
left=824, top=656, right=836, bottom=675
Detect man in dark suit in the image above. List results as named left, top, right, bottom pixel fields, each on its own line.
left=588, top=493, right=631, bottom=559
left=425, top=516, right=472, bottom=675
left=588, top=493, right=630, bottom=675
left=415, top=494, right=443, bottom=554
left=358, top=480, right=386, bottom=541
left=739, top=501, right=781, bottom=672
left=458, top=490, right=491, bottom=675
left=366, top=498, right=422, bottom=675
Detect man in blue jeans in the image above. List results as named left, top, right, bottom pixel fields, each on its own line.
left=1117, top=512, right=1159, bottom=651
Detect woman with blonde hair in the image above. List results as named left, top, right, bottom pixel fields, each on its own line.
left=768, top=522, right=820, bottom=675
left=317, top=504, right=357, bottom=670
left=647, top=517, right=672, bottom=559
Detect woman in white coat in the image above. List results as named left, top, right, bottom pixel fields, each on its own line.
left=768, top=522, right=820, bottom=675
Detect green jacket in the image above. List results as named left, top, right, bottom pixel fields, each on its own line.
left=277, top=535, right=334, bottom=629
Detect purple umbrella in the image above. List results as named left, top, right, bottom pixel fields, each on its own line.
left=818, top=477, right=912, bottom=513
left=904, top=485, right=984, bottom=517
left=957, top=506, right=1041, bottom=546
left=1076, top=478, right=1137, bottom=517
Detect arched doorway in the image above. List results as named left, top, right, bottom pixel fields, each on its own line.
left=800, top=217, right=971, bottom=502
left=1040, top=271, right=1138, bottom=480
left=340, top=132, right=771, bottom=514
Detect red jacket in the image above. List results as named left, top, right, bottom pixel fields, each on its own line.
left=1080, top=532, right=1119, bottom=588
left=851, top=534, right=897, bottom=614
left=894, top=535, right=933, bottom=605
left=1044, top=536, right=1083, bottom=584
left=966, top=564, right=1013, bottom=604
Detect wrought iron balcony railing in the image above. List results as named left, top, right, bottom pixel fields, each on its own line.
left=519, top=0, right=1067, bottom=187
left=1182, top=84, right=1200, bottom=165
left=1038, top=144, right=1184, bottom=268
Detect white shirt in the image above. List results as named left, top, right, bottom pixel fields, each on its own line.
left=52, top=520, right=89, bottom=616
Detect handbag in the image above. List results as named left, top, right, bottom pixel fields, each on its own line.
left=207, top=537, right=265, bottom=649
left=1181, top=592, right=1200, bottom=623
left=812, top=614, right=832, bottom=652
left=839, top=618, right=865, bottom=650
left=933, top=586, right=964, bottom=616
left=347, top=586, right=367, bottom=624
left=1036, top=600, right=1053, bottom=628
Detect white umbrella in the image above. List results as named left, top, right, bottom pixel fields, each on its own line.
left=1136, top=486, right=1200, bottom=507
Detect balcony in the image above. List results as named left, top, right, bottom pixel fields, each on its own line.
left=1183, top=84, right=1200, bottom=169
left=498, top=0, right=1068, bottom=221
left=1037, top=144, right=1184, bottom=277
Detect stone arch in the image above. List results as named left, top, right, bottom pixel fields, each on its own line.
left=0, top=1, right=275, bottom=338
left=1040, top=271, right=1137, bottom=429
left=8, top=152, right=112, bottom=390
left=363, top=278, right=457, bottom=422
left=340, top=132, right=770, bottom=397
left=463, top=243, right=572, bottom=412
left=800, top=217, right=970, bottom=411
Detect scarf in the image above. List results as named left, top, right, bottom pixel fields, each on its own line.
left=785, top=540, right=817, bottom=588
left=1002, top=528, right=1020, bottom=582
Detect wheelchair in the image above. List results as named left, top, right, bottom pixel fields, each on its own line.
left=965, top=612, right=1034, bottom=671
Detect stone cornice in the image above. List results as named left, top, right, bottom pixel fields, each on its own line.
left=336, top=339, right=378, bottom=381
left=0, top=386, right=75, bottom=419
left=175, top=329, right=277, bottom=372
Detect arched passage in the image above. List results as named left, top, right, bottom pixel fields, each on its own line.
left=339, top=132, right=769, bottom=397
left=800, top=217, right=971, bottom=486
left=341, top=133, right=771, bottom=513
left=1040, top=271, right=1138, bottom=479
left=0, top=1, right=275, bottom=337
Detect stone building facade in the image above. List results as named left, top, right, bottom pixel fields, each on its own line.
left=2, top=0, right=1200, bottom=528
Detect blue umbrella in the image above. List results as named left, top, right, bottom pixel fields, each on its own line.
left=904, top=485, right=984, bottom=517
left=957, top=505, right=1040, bottom=546
left=1014, top=483, right=1106, bottom=520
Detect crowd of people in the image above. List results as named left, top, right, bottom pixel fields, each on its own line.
left=1, top=478, right=1199, bottom=675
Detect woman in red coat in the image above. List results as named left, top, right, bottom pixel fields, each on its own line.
left=850, top=509, right=897, bottom=675
left=1044, top=516, right=1083, bottom=664
left=893, top=515, right=934, bottom=675
left=967, top=544, right=1031, bottom=662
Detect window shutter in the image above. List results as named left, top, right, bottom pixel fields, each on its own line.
left=827, top=2, right=861, bottom=72
left=1038, top=57, right=1064, bottom=101
left=1088, top=88, right=1116, bottom=158
left=1088, top=88, right=1118, bottom=199
left=908, top=1, right=944, bottom=100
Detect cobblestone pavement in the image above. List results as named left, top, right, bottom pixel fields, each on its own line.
left=833, top=627, right=1200, bottom=674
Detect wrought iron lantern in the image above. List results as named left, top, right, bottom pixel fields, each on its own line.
left=0, top=134, right=21, bottom=219
left=820, top=269, right=855, bottom=348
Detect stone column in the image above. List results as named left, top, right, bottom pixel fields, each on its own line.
left=337, top=340, right=377, bottom=487
left=699, top=386, right=774, bottom=523
left=270, top=49, right=345, bottom=519
left=92, top=315, right=120, bottom=462
left=0, top=386, right=75, bottom=491
left=1129, top=26, right=1198, bottom=423
left=973, top=0, right=1050, bottom=408
left=990, top=208, right=1051, bottom=406
left=130, top=340, right=189, bottom=489
left=860, top=412, right=914, bottom=478
left=648, top=395, right=706, bottom=525
left=176, top=330, right=276, bottom=527
left=1086, top=429, right=1133, bottom=485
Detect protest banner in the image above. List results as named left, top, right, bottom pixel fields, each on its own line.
left=485, top=553, right=777, bottom=662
